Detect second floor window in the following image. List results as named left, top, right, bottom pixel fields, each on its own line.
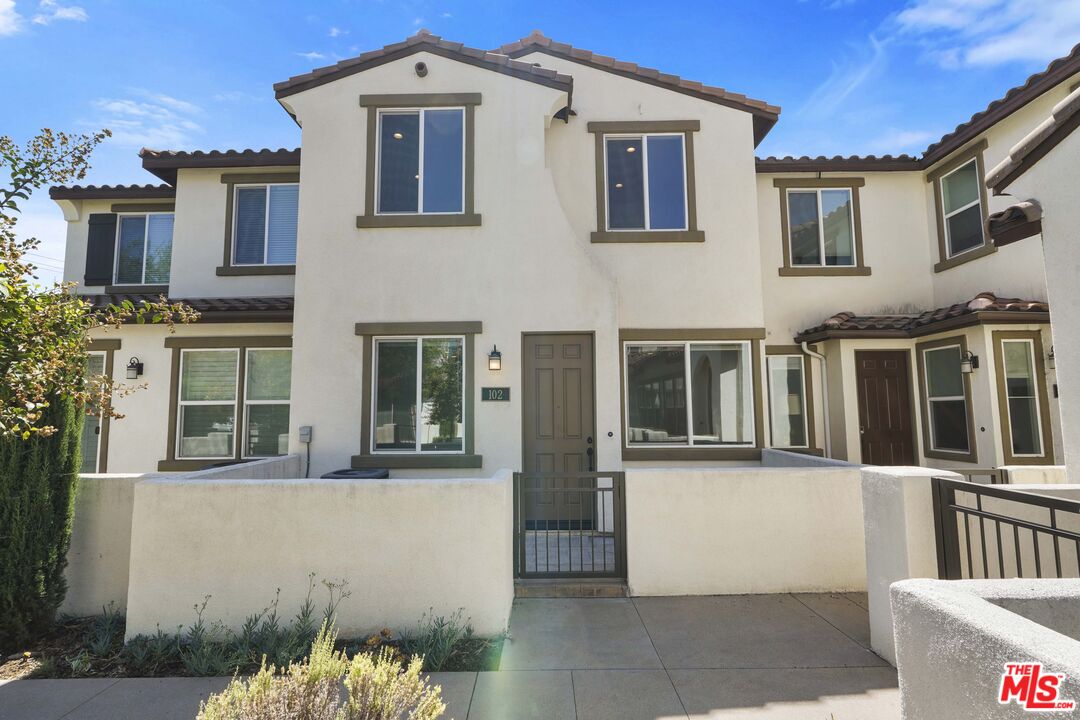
left=115, top=213, right=173, bottom=285
left=605, top=134, right=687, bottom=231
left=786, top=188, right=855, bottom=267
left=939, top=159, right=984, bottom=258
left=234, top=184, right=299, bottom=265
left=377, top=108, right=464, bottom=215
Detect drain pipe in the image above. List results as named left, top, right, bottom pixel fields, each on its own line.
left=801, top=341, right=831, bottom=458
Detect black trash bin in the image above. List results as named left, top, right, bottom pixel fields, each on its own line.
left=321, top=468, right=389, bottom=479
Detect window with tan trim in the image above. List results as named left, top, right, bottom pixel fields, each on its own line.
left=773, top=178, right=869, bottom=277
left=916, top=336, right=977, bottom=463
left=993, top=330, right=1053, bottom=465
left=927, top=138, right=994, bottom=273
left=766, top=351, right=812, bottom=449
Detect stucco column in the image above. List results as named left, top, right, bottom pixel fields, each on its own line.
left=860, top=467, right=961, bottom=665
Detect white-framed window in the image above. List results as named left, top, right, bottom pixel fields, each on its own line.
left=767, top=355, right=808, bottom=449
left=376, top=107, right=465, bottom=215
left=786, top=188, right=856, bottom=267
left=939, top=158, right=985, bottom=258
left=176, top=348, right=292, bottom=460
left=114, top=212, right=173, bottom=284
left=623, top=341, right=754, bottom=447
left=922, top=344, right=971, bottom=454
left=604, top=134, right=688, bottom=231
left=372, top=336, right=464, bottom=454
left=1000, top=339, right=1044, bottom=458
left=233, top=183, right=299, bottom=265
left=79, top=351, right=107, bottom=473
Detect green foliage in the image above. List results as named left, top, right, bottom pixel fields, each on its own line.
left=198, top=624, right=446, bottom=720
left=398, top=608, right=500, bottom=672
left=0, top=397, right=82, bottom=652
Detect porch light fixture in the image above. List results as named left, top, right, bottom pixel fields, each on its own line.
left=960, top=351, right=979, bottom=374
left=126, top=357, right=144, bottom=380
left=1048, top=346, right=1055, bottom=370
left=488, top=346, right=502, bottom=371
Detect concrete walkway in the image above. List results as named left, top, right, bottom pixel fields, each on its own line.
left=0, top=593, right=899, bottom=719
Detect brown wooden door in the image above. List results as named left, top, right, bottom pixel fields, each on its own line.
left=855, top=351, right=916, bottom=465
left=522, top=333, right=596, bottom=524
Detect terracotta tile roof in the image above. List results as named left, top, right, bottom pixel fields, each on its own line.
left=986, top=86, right=1080, bottom=193
left=139, top=148, right=300, bottom=185
left=923, top=42, right=1080, bottom=166
left=987, top=200, right=1044, bottom=247
left=48, top=184, right=175, bottom=200
left=495, top=30, right=780, bottom=146
left=796, top=292, right=1049, bottom=343
left=273, top=29, right=574, bottom=101
left=755, top=154, right=920, bottom=173
left=84, top=294, right=294, bottom=323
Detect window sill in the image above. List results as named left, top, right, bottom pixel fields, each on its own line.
left=933, top=243, right=996, bottom=273
left=105, top=284, right=169, bottom=294
left=621, top=447, right=761, bottom=461
left=216, top=265, right=296, bottom=276
left=591, top=230, right=704, bottom=244
left=923, top=448, right=978, bottom=464
left=356, top=213, right=482, bottom=229
left=351, top=453, right=483, bottom=469
left=778, top=266, right=871, bottom=277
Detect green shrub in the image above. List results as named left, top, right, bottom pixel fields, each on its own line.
left=398, top=608, right=501, bottom=672
left=0, top=397, right=82, bottom=652
left=197, top=624, right=445, bottom=720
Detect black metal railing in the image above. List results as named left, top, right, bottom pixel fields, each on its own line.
left=513, top=471, right=626, bottom=578
left=932, top=476, right=1080, bottom=580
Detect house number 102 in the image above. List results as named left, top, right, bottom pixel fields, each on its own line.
left=481, top=387, right=510, bottom=401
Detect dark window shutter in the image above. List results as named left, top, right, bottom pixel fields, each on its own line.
left=84, top=213, right=117, bottom=286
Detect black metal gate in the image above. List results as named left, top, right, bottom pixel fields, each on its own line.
left=513, top=471, right=626, bottom=578
left=932, top=476, right=1080, bottom=580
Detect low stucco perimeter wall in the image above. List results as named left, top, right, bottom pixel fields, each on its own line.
left=625, top=467, right=866, bottom=596
left=1003, top=465, right=1068, bottom=484
left=124, top=471, right=514, bottom=640
left=760, top=448, right=862, bottom=469
left=62, top=474, right=141, bottom=616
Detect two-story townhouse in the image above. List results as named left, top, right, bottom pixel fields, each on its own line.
left=49, top=30, right=1077, bottom=483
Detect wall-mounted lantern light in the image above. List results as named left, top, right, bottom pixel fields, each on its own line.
left=126, top=357, right=144, bottom=380
left=488, top=346, right=502, bottom=371
left=1048, top=346, right=1056, bottom=370
left=960, top=351, right=979, bottom=374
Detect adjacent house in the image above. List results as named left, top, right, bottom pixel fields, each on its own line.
left=50, top=31, right=1076, bottom=479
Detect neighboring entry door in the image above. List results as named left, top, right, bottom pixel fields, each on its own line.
left=522, top=333, right=596, bottom=525
left=855, top=351, right=916, bottom=465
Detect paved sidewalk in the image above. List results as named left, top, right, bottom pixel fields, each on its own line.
left=0, top=593, right=899, bottom=720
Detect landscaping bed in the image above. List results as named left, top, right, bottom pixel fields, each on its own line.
left=1, top=606, right=502, bottom=680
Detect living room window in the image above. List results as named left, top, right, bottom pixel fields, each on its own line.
left=916, top=338, right=975, bottom=461
left=160, top=337, right=292, bottom=470
left=372, top=337, right=464, bottom=454
left=114, top=213, right=173, bottom=285
left=623, top=341, right=755, bottom=448
left=233, top=183, right=299, bottom=265
left=357, top=94, right=481, bottom=228
left=588, top=121, right=702, bottom=243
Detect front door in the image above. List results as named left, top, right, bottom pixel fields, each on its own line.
left=855, top=350, right=916, bottom=465
left=522, top=333, right=596, bottom=524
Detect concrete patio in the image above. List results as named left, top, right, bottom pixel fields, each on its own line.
left=0, top=593, right=899, bottom=719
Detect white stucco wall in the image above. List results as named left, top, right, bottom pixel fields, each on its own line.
left=124, top=469, right=515, bottom=640
left=625, top=467, right=866, bottom=596
left=62, top=474, right=141, bottom=616
left=893, top=579, right=1080, bottom=720
left=1001, top=126, right=1080, bottom=482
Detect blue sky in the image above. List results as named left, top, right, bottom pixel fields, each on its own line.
left=4, top=0, right=1079, bottom=284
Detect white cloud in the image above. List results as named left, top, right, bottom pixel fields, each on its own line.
left=798, top=35, right=889, bottom=118
left=440, top=11, right=452, bottom=18
left=328, top=26, right=346, bottom=37
left=0, top=0, right=22, bottom=35
left=894, top=0, right=1080, bottom=67
left=91, top=90, right=204, bottom=149
left=31, top=0, right=86, bottom=26
left=295, top=50, right=326, bottom=61
left=864, top=127, right=940, bottom=154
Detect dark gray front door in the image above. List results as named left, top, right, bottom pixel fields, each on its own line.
left=522, top=333, right=596, bottom=525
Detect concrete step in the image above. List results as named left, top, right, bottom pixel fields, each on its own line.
left=514, top=579, right=629, bottom=598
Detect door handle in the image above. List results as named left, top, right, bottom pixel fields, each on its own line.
left=586, top=446, right=594, bottom=471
